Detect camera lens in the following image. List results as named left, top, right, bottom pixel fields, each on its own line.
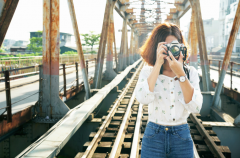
left=170, top=46, right=180, bottom=56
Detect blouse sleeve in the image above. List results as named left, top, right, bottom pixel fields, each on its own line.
left=178, top=66, right=203, bottom=114
left=134, top=66, right=159, bottom=105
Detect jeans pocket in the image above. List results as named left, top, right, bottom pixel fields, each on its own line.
left=143, top=126, right=157, bottom=138
left=174, top=128, right=192, bottom=141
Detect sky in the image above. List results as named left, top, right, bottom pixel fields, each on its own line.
left=4, top=0, right=220, bottom=48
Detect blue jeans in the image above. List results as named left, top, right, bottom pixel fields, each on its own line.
left=141, top=121, right=193, bottom=158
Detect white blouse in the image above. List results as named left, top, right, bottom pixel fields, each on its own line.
left=134, top=65, right=203, bottom=125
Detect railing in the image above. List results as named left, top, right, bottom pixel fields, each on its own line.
left=0, top=58, right=97, bottom=123
left=208, top=59, right=240, bottom=91
left=0, top=54, right=97, bottom=77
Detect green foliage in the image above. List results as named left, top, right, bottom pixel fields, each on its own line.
left=89, top=50, right=96, bottom=54
left=62, top=51, right=78, bottom=55
left=0, top=53, right=42, bottom=60
left=0, top=45, right=6, bottom=53
left=27, top=31, right=43, bottom=53
left=81, top=31, right=100, bottom=51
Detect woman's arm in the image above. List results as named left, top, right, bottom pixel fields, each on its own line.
left=178, top=67, right=203, bottom=113
left=176, top=71, right=194, bottom=104
left=148, top=42, right=168, bottom=92
left=134, top=67, right=160, bottom=105
left=147, top=63, right=162, bottom=92
left=166, top=51, right=194, bottom=103
left=165, top=51, right=203, bottom=113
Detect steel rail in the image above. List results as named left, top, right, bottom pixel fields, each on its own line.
left=130, top=103, right=143, bottom=158
left=81, top=61, right=143, bottom=158
left=110, top=91, right=136, bottom=158
left=189, top=113, right=225, bottom=158
left=110, top=64, right=143, bottom=158
left=17, top=59, right=142, bottom=158
left=193, top=141, right=200, bottom=158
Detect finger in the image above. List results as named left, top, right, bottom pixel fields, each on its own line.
left=157, top=42, right=167, bottom=50
left=168, top=51, right=176, bottom=61
left=158, top=42, right=167, bottom=47
left=166, top=56, right=172, bottom=63
left=178, top=51, right=183, bottom=62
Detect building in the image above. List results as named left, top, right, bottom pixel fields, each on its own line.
left=3, top=39, right=16, bottom=47
left=203, top=18, right=221, bottom=52
left=219, top=0, right=240, bottom=52
left=30, top=32, right=73, bottom=47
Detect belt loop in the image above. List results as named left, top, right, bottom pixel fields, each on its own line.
left=157, top=124, right=160, bottom=133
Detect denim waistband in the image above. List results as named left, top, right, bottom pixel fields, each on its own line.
left=147, top=121, right=190, bottom=132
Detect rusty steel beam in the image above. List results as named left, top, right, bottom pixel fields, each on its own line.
left=189, top=10, right=198, bottom=69
left=0, top=0, right=19, bottom=47
left=0, top=106, right=32, bottom=138
left=113, top=23, right=118, bottom=73
left=187, top=18, right=191, bottom=44
left=189, top=0, right=211, bottom=92
left=118, top=18, right=127, bottom=71
left=212, top=1, right=240, bottom=110
left=42, top=0, right=69, bottom=119
left=94, top=0, right=113, bottom=88
left=129, top=29, right=134, bottom=64
left=67, top=0, right=91, bottom=99
left=125, top=22, right=129, bottom=67
left=104, top=0, right=117, bottom=80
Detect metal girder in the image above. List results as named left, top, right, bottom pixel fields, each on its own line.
left=166, top=0, right=190, bottom=21
left=0, top=0, right=19, bottom=47
left=68, top=0, right=91, bottom=99
left=114, top=0, right=132, bottom=28
left=120, top=4, right=129, bottom=12
left=94, top=0, right=116, bottom=88
left=212, top=1, right=240, bottom=110
left=189, top=0, right=211, bottom=92
left=41, top=0, right=69, bottom=119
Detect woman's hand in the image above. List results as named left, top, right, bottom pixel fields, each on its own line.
left=156, top=42, right=168, bottom=66
left=165, top=51, right=185, bottom=78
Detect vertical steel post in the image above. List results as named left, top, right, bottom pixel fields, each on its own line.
left=39, top=65, right=43, bottom=108
left=129, top=29, right=134, bottom=64
left=113, top=24, right=118, bottom=73
left=93, top=0, right=112, bottom=89
left=189, top=10, right=198, bottom=70
left=125, top=22, right=129, bottom=68
left=230, top=62, right=233, bottom=91
left=4, top=71, right=12, bottom=122
left=189, top=0, right=211, bottom=91
left=218, top=61, right=221, bottom=77
left=187, top=18, right=192, bottom=44
left=212, top=1, right=240, bottom=109
left=75, top=62, right=79, bottom=90
left=62, top=64, right=67, bottom=97
left=42, top=0, right=69, bottom=119
left=119, top=18, right=126, bottom=71
left=67, top=0, right=91, bottom=99
left=104, top=1, right=117, bottom=80
left=86, top=60, right=88, bottom=75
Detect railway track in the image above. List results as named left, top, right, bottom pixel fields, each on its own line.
left=74, top=62, right=231, bottom=158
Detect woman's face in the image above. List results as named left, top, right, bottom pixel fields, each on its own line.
left=163, top=35, right=178, bottom=65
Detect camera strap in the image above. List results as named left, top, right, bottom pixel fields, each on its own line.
left=183, top=63, right=190, bottom=80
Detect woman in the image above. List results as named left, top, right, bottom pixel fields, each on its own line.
left=134, top=22, right=203, bottom=158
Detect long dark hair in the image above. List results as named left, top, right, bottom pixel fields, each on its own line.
left=140, top=22, right=190, bottom=78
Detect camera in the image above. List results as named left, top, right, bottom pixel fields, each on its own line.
left=163, top=40, right=187, bottom=61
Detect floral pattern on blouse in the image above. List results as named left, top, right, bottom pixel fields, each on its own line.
left=134, top=65, right=203, bottom=125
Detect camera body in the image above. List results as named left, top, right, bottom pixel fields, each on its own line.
left=163, top=40, right=187, bottom=61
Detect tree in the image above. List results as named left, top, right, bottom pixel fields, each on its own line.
left=81, top=31, right=100, bottom=51
left=0, top=44, right=6, bottom=53
left=27, top=31, right=42, bottom=53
